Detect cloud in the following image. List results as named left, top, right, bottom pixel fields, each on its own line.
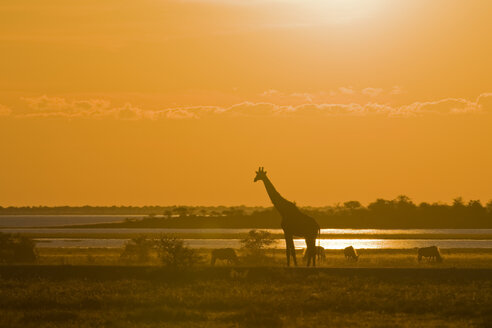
left=157, top=106, right=220, bottom=120
left=259, top=89, right=313, bottom=103
left=111, top=103, right=144, bottom=120
left=390, top=86, right=404, bottom=95
left=361, top=88, right=383, bottom=97
left=339, top=87, right=355, bottom=95
left=289, top=92, right=313, bottom=102
left=398, top=97, right=479, bottom=115
left=12, top=93, right=492, bottom=120
left=0, top=104, right=12, bottom=116
left=260, top=89, right=281, bottom=97
left=23, top=95, right=69, bottom=112
left=21, top=95, right=111, bottom=117
left=477, top=93, right=492, bottom=112
left=259, top=86, right=398, bottom=100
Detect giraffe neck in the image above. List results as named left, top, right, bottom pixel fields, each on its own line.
left=262, top=176, right=291, bottom=210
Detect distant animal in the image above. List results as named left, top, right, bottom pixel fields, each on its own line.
left=418, top=246, right=443, bottom=263
left=344, top=246, right=359, bottom=261
left=254, top=167, right=320, bottom=267
left=211, top=248, right=239, bottom=266
left=304, top=246, right=325, bottom=263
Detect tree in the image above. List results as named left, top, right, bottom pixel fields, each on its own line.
left=240, top=230, right=275, bottom=263
left=224, top=207, right=245, bottom=216
left=0, top=233, right=37, bottom=263
left=175, top=206, right=189, bottom=218
left=486, top=200, right=492, bottom=213
left=343, top=201, right=362, bottom=210
left=367, top=198, right=393, bottom=212
left=419, top=202, right=431, bottom=208
left=155, top=234, right=201, bottom=267
left=453, top=197, right=465, bottom=208
left=467, top=200, right=486, bottom=219
left=467, top=200, right=484, bottom=210
left=120, top=235, right=155, bottom=263
left=395, top=195, right=416, bottom=208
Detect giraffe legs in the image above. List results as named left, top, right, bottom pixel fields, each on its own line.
left=285, top=237, right=290, bottom=267
left=285, top=235, right=297, bottom=267
left=305, top=237, right=316, bottom=267
left=291, top=239, right=298, bottom=266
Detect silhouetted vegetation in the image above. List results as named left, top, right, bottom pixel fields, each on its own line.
left=240, top=230, right=275, bottom=264
left=0, top=205, right=259, bottom=216
left=1, top=197, right=492, bottom=228
left=155, top=234, right=201, bottom=267
left=120, top=235, right=155, bottom=263
left=53, top=196, right=492, bottom=229
left=0, top=232, right=37, bottom=263
left=119, top=234, right=201, bottom=267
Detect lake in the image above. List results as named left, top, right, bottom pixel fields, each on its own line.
left=3, top=216, right=492, bottom=235
left=2, top=215, right=492, bottom=250
left=3, top=227, right=492, bottom=235
left=34, top=238, right=492, bottom=249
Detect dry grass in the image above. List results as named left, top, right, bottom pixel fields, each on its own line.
left=1, top=266, right=492, bottom=327
left=35, top=247, right=492, bottom=268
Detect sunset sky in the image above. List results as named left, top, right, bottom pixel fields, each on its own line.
left=0, top=0, right=491, bottom=206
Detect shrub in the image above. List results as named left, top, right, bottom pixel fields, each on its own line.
left=120, top=235, right=155, bottom=263
left=240, top=230, right=275, bottom=264
left=155, top=234, right=201, bottom=267
left=0, top=232, right=37, bottom=263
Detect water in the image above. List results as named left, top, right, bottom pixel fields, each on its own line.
left=2, top=216, right=492, bottom=235
left=3, top=228, right=492, bottom=235
left=2, top=215, right=492, bottom=249
left=33, top=238, right=492, bottom=249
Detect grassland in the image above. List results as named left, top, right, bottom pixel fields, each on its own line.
left=1, top=265, right=492, bottom=327
left=3, top=245, right=492, bottom=327
left=30, top=247, right=492, bottom=268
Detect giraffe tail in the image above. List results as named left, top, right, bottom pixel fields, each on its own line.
left=317, top=228, right=321, bottom=248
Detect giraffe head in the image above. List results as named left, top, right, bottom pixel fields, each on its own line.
left=254, top=167, right=267, bottom=182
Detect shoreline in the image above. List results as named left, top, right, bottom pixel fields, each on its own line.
left=5, top=232, right=492, bottom=240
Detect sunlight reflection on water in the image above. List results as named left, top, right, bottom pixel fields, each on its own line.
left=4, top=228, right=492, bottom=234
left=34, top=238, right=492, bottom=249
left=293, top=239, right=492, bottom=249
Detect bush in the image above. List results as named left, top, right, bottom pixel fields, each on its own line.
left=155, top=234, right=201, bottom=267
left=0, top=232, right=37, bottom=263
left=120, top=235, right=155, bottom=263
left=240, top=230, right=275, bottom=264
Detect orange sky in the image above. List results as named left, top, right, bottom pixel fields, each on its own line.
left=0, top=0, right=491, bottom=206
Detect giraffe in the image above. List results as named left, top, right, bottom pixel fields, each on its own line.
left=254, top=167, right=320, bottom=267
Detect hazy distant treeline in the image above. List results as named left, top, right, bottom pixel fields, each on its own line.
left=0, top=205, right=263, bottom=216
left=5, top=196, right=492, bottom=228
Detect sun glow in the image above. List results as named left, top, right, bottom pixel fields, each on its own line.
left=1, top=0, right=491, bottom=206
left=291, top=0, right=387, bottom=13
left=282, top=0, right=390, bottom=26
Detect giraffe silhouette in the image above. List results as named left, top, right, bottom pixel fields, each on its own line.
left=254, top=167, right=320, bottom=267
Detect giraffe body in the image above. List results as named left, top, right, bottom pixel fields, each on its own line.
left=254, top=167, right=320, bottom=267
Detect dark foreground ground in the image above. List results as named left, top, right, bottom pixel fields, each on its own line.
left=1, top=266, right=492, bottom=328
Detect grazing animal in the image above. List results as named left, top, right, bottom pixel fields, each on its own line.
left=344, top=246, right=359, bottom=261
left=418, top=246, right=443, bottom=263
left=211, top=248, right=239, bottom=266
left=254, top=167, right=320, bottom=267
left=304, top=246, right=326, bottom=263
